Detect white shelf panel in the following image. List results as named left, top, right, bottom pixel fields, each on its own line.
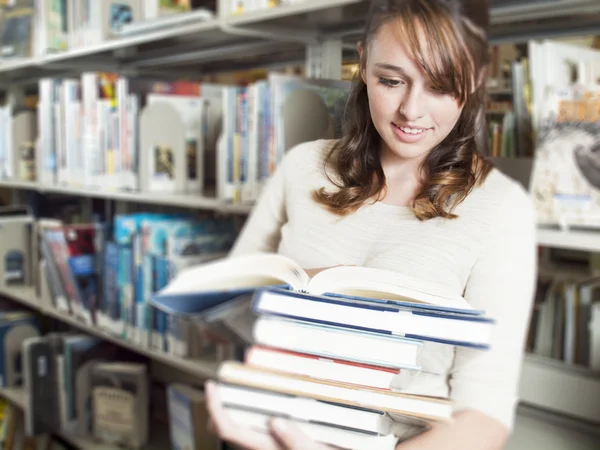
left=520, top=354, right=600, bottom=423
left=0, top=285, right=40, bottom=309
left=491, top=0, right=600, bottom=25
left=0, top=179, right=38, bottom=190
left=0, top=20, right=225, bottom=81
left=0, top=180, right=252, bottom=214
left=41, top=19, right=221, bottom=64
left=0, top=57, right=44, bottom=73
left=0, top=286, right=219, bottom=380
left=0, top=19, right=222, bottom=71
left=537, top=228, right=600, bottom=253
left=508, top=405, right=600, bottom=450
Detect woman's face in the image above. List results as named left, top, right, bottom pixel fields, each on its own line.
left=361, top=21, right=465, bottom=165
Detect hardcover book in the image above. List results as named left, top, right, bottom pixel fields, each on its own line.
left=149, top=253, right=494, bottom=349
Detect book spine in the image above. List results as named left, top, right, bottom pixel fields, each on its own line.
left=100, top=241, right=119, bottom=333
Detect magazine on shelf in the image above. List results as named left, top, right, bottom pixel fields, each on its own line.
left=529, top=84, right=600, bottom=228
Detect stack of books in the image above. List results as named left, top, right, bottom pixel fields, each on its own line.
left=150, top=253, right=495, bottom=450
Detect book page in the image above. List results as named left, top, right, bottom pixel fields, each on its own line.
left=307, top=266, right=472, bottom=311
left=158, top=253, right=309, bottom=295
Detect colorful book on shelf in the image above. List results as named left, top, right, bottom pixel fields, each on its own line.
left=149, top=252, right=483, bottom=317
left=40, top=227, right=85, bottom=318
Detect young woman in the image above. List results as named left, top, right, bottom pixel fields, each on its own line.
left=205, top=0, right=537, bottom=449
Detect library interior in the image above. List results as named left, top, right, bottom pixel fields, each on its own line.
left=0, top=0, right=598, bottom=449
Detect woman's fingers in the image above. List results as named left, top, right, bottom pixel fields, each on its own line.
left=205, top=380, right=282, bottom=450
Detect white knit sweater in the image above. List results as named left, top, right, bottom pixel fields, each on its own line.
left=231, top=139, right=538, bottom=441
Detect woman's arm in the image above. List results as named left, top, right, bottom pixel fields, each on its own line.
left=397, top=185, right=538, bottom=450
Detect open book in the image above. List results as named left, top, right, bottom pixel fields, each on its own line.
left=149, top=252, right=478, bottom=316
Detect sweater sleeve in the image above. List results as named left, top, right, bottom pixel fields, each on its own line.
left=448, top=185, right=538, bottom=431
left=229, top=153, right=289, bottom=256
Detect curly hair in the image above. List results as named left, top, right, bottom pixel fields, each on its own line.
left=313, top=0, right=493, bottom=220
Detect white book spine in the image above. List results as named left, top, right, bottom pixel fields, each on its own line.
left=4, top=105, right=13, bottom=179
left=126, top=95, right=139, bottom=190
left=54, top=101, right=66, bottom=185
left=117, top=78, right=134, bottom=190
left=37, top=79, right=55, bottom=185
left=81, top=73, right=98, bottom=187
left=217, top=87, right=234, bottom=201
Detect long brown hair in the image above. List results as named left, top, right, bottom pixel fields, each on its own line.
left=313, top=0, right=493, bottom=220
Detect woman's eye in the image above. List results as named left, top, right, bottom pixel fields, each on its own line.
left=378, top=77, right=403, bottom=87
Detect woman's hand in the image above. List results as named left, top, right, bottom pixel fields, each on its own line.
left=205, top=380, right=334, bottom=450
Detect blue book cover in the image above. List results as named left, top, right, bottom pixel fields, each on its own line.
left=143, top=215, right=237, bottom=350
left=251, top=287, right=495, bottom=350
left=102, top=241, right=120, bottom=324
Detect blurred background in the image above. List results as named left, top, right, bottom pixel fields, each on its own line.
left=0, top=0, right=596, bottom=449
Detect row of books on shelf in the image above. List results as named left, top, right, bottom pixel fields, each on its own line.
left=24, top=332, right=150, bottom=447
left=487, top=112, right=516, bottom=158
left=147, top=252, right=497, bottom=448
left=485, top=57, right=533, bottom=158
left=0, top=308, right=221, bottom=449
left=1, top=0, right=315, bottom=62
left=528, top=275, right=600, bottom=372
left=0, top=205, right=243, bottom=360
left=1, top=71, right=349, bottom=205
left=0, top=0, right=210, bottom=61
left=42, top=212, right=242, bottom=358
